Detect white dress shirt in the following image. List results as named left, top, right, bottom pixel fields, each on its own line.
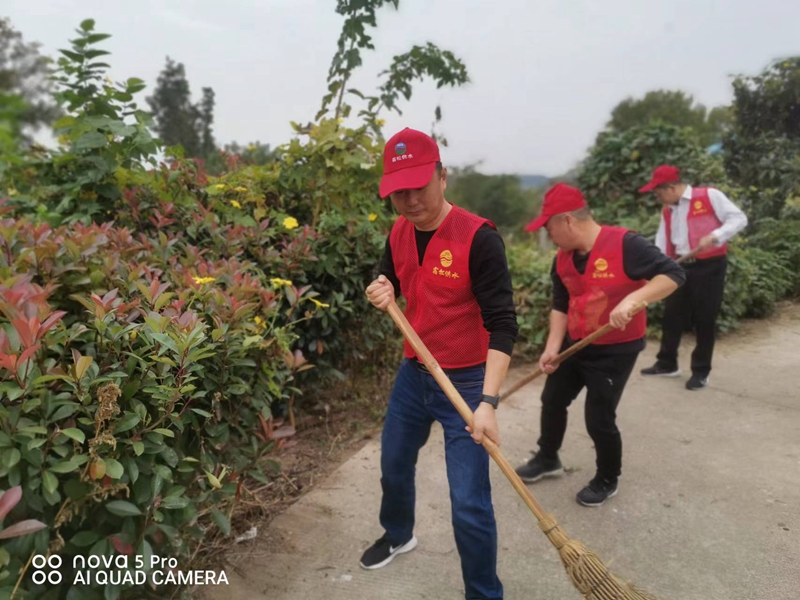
left=655, top=185, right=748, bottom=256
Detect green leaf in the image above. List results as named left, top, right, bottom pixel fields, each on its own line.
left=49, top=458, right=80, bottom=473
left=60, top=428, right=86, bottom=444
left=70, top=530, right=100, bottom=548
left=132, top=441, right=144, bottom=456
left=104, top=458, right=124, bottom=480
left=74, top=132, right=107, bottom=151
left=3, top=449, right=21, bottom=470
left=42, top=470, right=59, bottom=496
left=191, top=409, right=213, bottom=418
left=153, top=428, right=174, bottom=438
left=211, top=508, right=231, bottom=536
left=105, top=500, right=142, bottom=517
left=80, top=19, right=96, bottom=31
left=50, top=403, right=79, bottom=422
left=86, top=33, right=111, bottom=44
left=114, top=413, right=140, bottom=433
left=59, top=49, right=85, bottom=63
left=153, top=465, right=172, bottom=482
left=159, top=496, right=188, bottom=510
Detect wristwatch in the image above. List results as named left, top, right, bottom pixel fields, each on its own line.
left=480, top=393, right=500, bottom=409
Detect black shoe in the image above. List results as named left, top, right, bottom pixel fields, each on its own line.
left=515, top=452, right=563, bottom=483
left=359, top=534, right=417, bottom=570
left=685, top=375, right=708, bottom=391
left=576, top=477, right=618, bottom=507
left=640, top=363, right=680, bottom=377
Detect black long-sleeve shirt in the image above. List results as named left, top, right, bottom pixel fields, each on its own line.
left=379, top=224, right=519, bottom=356
left=551, top=231, right=686, bottom=355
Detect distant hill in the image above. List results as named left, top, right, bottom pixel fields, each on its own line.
left=517, top=174, right=549, bottom=189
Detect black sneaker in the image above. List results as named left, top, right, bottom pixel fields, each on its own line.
left=685, top=375, right=708, bottom=391
left=359, top=534, right=417, bottom=570
left=640, top=363, right=680, bottom=377
left=515, top=453, right=563, bottom=483
left=576, top=477, right=618, bottom=507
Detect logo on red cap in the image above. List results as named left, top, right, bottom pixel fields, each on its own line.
left=379, top=128, right=441, bottom=198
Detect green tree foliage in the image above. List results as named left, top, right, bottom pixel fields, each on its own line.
left=447, top=166, right=541, bottom=232
left=146, top=57, right=209, bottom=159
left=318, top=0, right=469, bottom=139
left=0, top=17, right=61, bottom=138
left=579, top=122, right=725, bottom=235
left=724, top=57, right=800, bottom=221
left=601, top=90, right=731, bottom=148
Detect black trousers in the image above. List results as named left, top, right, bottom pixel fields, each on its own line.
left=537, top=351, right=639, bottom=482
left=656, top=256, right=727, bottom=378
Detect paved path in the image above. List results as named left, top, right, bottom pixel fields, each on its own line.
left=200, top=304, right=800, bottom=600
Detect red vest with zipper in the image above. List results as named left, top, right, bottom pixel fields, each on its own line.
left=662, top=187, right=727, bottom=259
left=556, top=226, right=647, bottom=345
left=390, top=204, right=492, bottom=368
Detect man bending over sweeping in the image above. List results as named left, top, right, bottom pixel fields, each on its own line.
left=362, top=127, right=518, bottom=600
left=516, top=183, right=684, bottom=507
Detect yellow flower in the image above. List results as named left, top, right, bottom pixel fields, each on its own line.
left=130, top=330, right=138, bottom=341
left=254, top=316, right=263, bottom=325
left=234, top=186, right=247, bottom=193
left=270, top=277, right=293, bottom=288
left=7, top=188, right=18, bottom=197
left=215, top=184, right=226, bottom=191
left=230, top=200, right=242, bottom=208
left=309, top=298, right=330, bottom=309
left=368, top=213, right=378, bottom=222
left=193, top=276, right=216, bottom=285
left=283, top=217, right=299, bottom=230
left=376, top=119, right=386, bottom=127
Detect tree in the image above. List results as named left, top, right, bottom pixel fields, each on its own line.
left=723, top=57, right=800, bottom=221
left=146, top=57, right=213, bottom=159
left=0, top=17, right=60, bottom=138
left=579, top=122, right=730, bottom=236
left=317, top=0, right=469, bottom=139
left=447, top=166, right=540, bottom=232
left=197, top=86, right=215, bottom=158
left=602, top=90, right=731, bottom=147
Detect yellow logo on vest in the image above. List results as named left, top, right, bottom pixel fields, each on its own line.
left=592, top=257, right=615, bottom=279
left=692, top=200, right=709, bottom=215
left=439, top=250, right=453, bottom=268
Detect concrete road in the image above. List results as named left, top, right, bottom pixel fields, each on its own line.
left=199, top=305, right=800, bottom=600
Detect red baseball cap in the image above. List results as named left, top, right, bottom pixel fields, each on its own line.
left=524, top=183, right=587, bottom=232
left=639, top=165, right=681, bottom=193
left=379, top=128, right=441, bottom=198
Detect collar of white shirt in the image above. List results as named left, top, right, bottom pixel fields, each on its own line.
left=670, top=185, right=693, bottom=211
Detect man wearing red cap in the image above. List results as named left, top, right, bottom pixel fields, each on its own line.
left=638, top=165, right=748, bottom=390
left=516, top=183, right=684, bottom=506
left=361, top=128, right=517, bottom=599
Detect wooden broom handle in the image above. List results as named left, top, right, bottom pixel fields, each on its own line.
left=386, top=301, right=552, bottom=523
left=676, top=247, right=703, bottom=264
left=500, top=300, right=648, bottom=402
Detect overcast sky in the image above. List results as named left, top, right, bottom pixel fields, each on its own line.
left=5, top=0, right=800, bottom=175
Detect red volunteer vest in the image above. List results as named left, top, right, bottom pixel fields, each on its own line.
left=556, top=226, right=647, bottom=345
left=663, top=187, right=727, bottom=259
left=389, top=204, right=492, bottom=368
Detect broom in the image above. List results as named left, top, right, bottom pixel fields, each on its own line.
left=501, top=301, right=648, bottom=402
left=386, top=300, right=662, bottom=600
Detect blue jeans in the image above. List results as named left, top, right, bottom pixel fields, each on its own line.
left=379, top=358, right=503, bottom=600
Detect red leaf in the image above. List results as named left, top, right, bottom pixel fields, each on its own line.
left=0, top=519, right=47, bottom=540
left=39, top=311, right=67, bottom=338
left=108, top=535, right=134, bottom=555
left=0, top=486, right=22, bottom=521
left=18, top=344, right=40, bottom=365
left=11, top=317, right=34, bottom=349
left=0, top=354, right=17, bottom=373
